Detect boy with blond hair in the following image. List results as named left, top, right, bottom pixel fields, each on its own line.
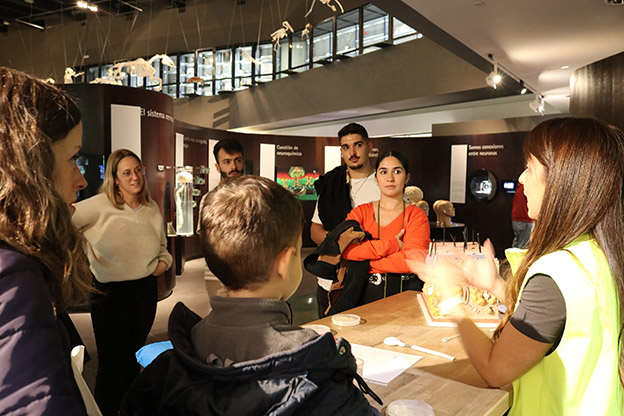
left=121, top=176, right=379, bottom=415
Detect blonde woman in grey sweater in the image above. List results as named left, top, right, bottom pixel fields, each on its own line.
left=73, top=149, right=172, bottom=416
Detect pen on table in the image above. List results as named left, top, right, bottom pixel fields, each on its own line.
left=410, top=344, right=456, bottom=361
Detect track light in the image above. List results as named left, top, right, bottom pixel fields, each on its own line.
left=77, top=1, right=98, bottom=12
left=519, top=80, right=527, bottom=95
left=485, top=54, right=502, bottom=89
left=529, top=95, right=545, bottom=115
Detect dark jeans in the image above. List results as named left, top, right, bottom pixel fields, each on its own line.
left=90, top=275, right=157, bottom=416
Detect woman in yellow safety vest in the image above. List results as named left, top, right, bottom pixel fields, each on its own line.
left=412, top=117, right=624, bottom=415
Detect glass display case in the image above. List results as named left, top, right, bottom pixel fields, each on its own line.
left=313, top=18, right=333, bottom=67
left=197, top=49, right=214, bottom=96
left=275, top=37, right=290, bottom=79
left=215, top=48, right=233, bottom=92
left=234, top=46, right=253, bottom=90
left=179, top=52, right=196, bottom=96
left=162, top=55, right=178, bottom=98
left=255, top=43, right=274, bottom=82
left=291, top=30, right=310, bottom=72
left=336, top=9, right=359, bottom=56
left=146, top=59, right=161, bottom=91
left=363, top=4, right=388, bottom=48
left=175, top=166, right=194, bottom=236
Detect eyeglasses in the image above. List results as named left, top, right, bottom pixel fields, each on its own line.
left=118, top=166, right=144, bottom=179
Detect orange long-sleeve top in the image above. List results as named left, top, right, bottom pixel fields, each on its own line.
left=341, top=202, right=430, bottom=274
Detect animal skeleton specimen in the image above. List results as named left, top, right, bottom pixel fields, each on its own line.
left=301, top=23, right=313, bottom=40
left=270, top=21, right=294, bottom=51
left=185, top=76, right=205, bottom=86
left=242, top=48, right=261, bottom=66
left=63, top=68, right=84, bottom=84
left=305, top=0, right=344, bottom=18
left=90, top=54, right=175, bottom=91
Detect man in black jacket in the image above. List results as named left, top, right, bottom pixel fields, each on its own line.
left=310, top=123, right=380, bottom=317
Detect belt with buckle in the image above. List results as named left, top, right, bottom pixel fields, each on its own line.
left=368, top=273, right=418, bottom=285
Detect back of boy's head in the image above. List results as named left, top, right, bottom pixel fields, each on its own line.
left=199, top=175, right=304, bottom=291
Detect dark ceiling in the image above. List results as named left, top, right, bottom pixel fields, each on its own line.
left=0, top=0, right=186, bottom=30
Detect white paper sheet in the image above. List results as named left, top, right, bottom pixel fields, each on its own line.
left=350, top=344, right=422, bottom=386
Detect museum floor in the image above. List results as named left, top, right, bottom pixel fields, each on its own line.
left=69, top=248, right=320, bottom=391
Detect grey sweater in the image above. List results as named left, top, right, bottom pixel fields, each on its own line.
left=191, top=296, right=318, bottom=366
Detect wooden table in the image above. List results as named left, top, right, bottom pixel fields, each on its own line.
left=309, top=291, right=511, bottom=416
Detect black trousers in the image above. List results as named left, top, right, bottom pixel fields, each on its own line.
left=363, top=274, right=424, bottom=304
left=317, top=285, right=329, bottom=319
left=90, top=275, right=157, bottom=416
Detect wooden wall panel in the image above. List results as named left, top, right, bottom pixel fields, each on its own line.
left=570, top=51, right=624, bottom=132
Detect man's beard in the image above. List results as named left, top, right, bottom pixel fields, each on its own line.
left=220, top=169, right=242, bottom=179
left=348, top=162, right=365, bottom=170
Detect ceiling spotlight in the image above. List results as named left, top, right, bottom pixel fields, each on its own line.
left=485, top=55, right=502, bottom=89
left=519, top=80, right=527, bottom=95
left=77, top=1, right=98, bottom=12
left=529, top=95, right=545, bottom=115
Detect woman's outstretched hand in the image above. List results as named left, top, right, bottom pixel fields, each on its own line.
left=461, top=239, right=506, bottom=301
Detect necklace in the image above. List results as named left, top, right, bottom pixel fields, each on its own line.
left=377, top=199, right=406, bottom=239
left=348, top=169, right=374, bottom=199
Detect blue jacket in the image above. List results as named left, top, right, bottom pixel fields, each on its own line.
left=0, top=247, right=86, bottom=415
left=120, top=302, right=381, bottom=415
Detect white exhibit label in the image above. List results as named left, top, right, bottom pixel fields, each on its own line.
left=111, top=104, right=141, bottom=157
left=449, top=144, right=468, bottom=204
left=324, top=146, right=342, bottom=173
left=260, top=143, right=276, bottom=180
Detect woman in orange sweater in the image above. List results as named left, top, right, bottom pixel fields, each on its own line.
left=342, top=151, right=430, bottom=303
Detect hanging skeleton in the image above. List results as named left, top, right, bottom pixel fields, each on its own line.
left=63, top=68, right=84, bottom=84
left=270, top=21, right=294, bottom=51
left=90, top=54, right=175, bottom=91
left=242, top=48, right=261, bottom=66
left=304, top=0, right=345, bottom=18
left=301, top=23, right=313, bottom=40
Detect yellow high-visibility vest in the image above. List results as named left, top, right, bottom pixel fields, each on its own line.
left=507, top=234, right=623, bottom=415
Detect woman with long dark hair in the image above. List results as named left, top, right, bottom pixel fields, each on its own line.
left=341, top=150, right=430, bottom=303
left=414, top=117, right=624, bottom=415
left=73, top=149, right=172, bottom=416
left=0, top=67, right=91, bottom=413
